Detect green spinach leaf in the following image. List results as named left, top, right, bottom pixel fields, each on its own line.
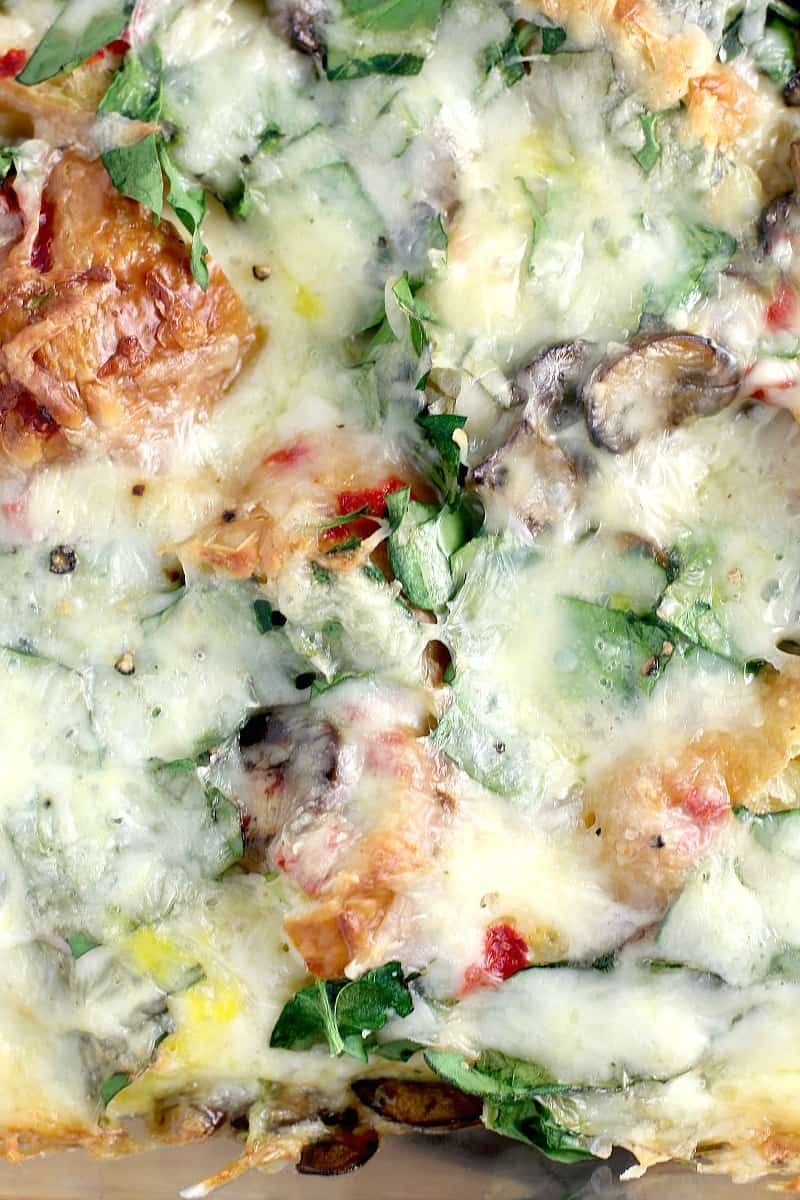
left=99, top=49, right=164, bottom=215
left=100, top=1071, right=131, bottom=1107
left=341, top=0, right=443, bottom=32
left=485, top=21, right=538, bottom=86
left=425, top=1049, right=567, bottom=1099
left=415, top=412, right=467, bottom=502
left=484, top=1098, right=594, bottom=1162
left=66, top=930, right=99, bottom=959
left=632, top=110, right=666, bottom=173
left=0, top=148, right=17, bottom=183
left=656, top=542, right=738, bottom=661
left=159, top=148, right=209, bottom=291
left=561, top=597, right=675, bottom=700
left=18, top=0, right=132, bottom=86
left=541, top=25, right=567, bottom=53
left=269, top=961, right=416, bottom=1061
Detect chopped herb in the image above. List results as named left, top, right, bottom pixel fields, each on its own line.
left=560, top=598, right=676, bottom=699
left=324, top=535, right=362, bottom=554
left=270, top=961, right=415, bottom=1062
left=541, top=25, right=567, bottom=53
left=66, top=931, right=99, bottom=959
left=340, top=0, right=443, bottom=30
left=17, top=0, right=133, bottom=86
left=98, top=48, right=164, bottom=216
left=373, top=1038, right=423, bottom=1061
left=425, top=1049, right=567, bottom=1100
left=253, top=598, right=275, bottom=634
left=159, top=148, right=209, bottom=290
left=0, top=147, right=16, bottom=182
left=632, top=110, right=667, bottom=174
left=311, top=670, right=358, bottom=695
left=100, top=1071, right=131, bottom=1107
left=516, top=177, right=545, bottom=275
left=485, top=20, right=538, bottom=86
left=311, top=562, right=333, bottom=585
left=484, top=1098, right=595, bottom=1162
left=319, top=505, right=370, bottom=530
left=415, top=411, right=467, bottom=502
left=392, top=271, right=434, bottom=360
left=327, top=51, right=426, bottom=79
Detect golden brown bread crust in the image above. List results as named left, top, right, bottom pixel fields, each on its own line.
left=586, top=668, right=800, bottom=908
left=523, top=0, right=760, bottom=147
left=0, top=88, right=255, bottom=468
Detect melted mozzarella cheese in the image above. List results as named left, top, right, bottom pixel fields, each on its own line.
left=6, top=0, right=800, bottom=1186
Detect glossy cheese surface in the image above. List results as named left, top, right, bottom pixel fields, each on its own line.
left=1, top=0, right=800, bottom=1188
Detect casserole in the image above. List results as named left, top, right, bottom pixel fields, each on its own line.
left=4, top=0, right=800, bottom=1193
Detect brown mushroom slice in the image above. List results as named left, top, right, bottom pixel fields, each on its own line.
left=515, top=339, right=592, bottom=428
left=351, top=1079, right=483, bottom=1129
left=785, top=70, right=800, bottom=107
left=583, top=333, right=740, bottom=454
left=234, top=707, right=341, bottom=872
left=297, top=1126, right=380, bottom=1175
left=759, top=191, right=800, bottom=257
left=470, top=421, right=575, bottom=533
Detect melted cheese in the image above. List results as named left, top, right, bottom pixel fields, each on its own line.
left=5, top=0, right=800, bottom=1188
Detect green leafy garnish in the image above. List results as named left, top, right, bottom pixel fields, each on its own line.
left=485, top=21, right=538, bottom=86
left=541, top=25, right=567, bottom=53
left=393, top=271, right=434, bottom=358
left=327, top=51, right=426, bottom=79
left=269, top=961, right=415, bottom=1062
left=325, top=0, right=443, bottom=79
left=646, top=223, right=736, bottom=316
left=253, top=598, right=276, bottom=634
left=17, top=0, right=132, bottom=86
left=516, top=177, right=545, bottom=275
left=656, top=542, right=738, bottom=661
left=102, top=136, right=164, bottom=214
left=159, top=148, right=209, bottom=290
left=325, top=535, right=362, bottom=555
left=425, top=1049, right=566, bottom=1099
left=205, top=787, right=244, bottom=874
left=484, top=1098, right=595, bottom=1162
left=66, top=930, right=99, bottom=959
left=560, top=597, right=675, bottom=699
left=415, top=412, right=467, bottom=502
left=100, top=1071, right=131, bottom=1107
left=340, top=0, right=443, bottom=32
left=373, top=1037, right=423, bottom=1061
left=97, top=49, right=209, bottom=288
left=385, top=486, right=479, bottom=610
left=0, top=148, right=17, bottom=183
left=425, top=1050, right=593, bottom=1164
left=98, top=49, right=164, bottom=216
left=319, top=505, right=371, bottom=530
left=632, top=110, right=666, bottom=174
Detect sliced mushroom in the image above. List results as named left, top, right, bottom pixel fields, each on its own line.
left=470, top=422, right=575, bottom=533
left=234, top=707, right=340, bottom=872
left=583, top=334, right=740, bottom=454
left=785, top=70, right=800, bottom=107
left=288, top=6, right=325, bottom=65
left=759, top=145, right=800, bottom=256
left=759, top=192, right=800, bottom=257
left=514, top=340, right=593, bottom=430
left=297, top=1126, right=380, bottom=1176
left=351, top=1079, right=482, bottom=1129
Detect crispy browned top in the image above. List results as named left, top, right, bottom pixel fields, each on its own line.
left=0, top=98, right=254, bottom=468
